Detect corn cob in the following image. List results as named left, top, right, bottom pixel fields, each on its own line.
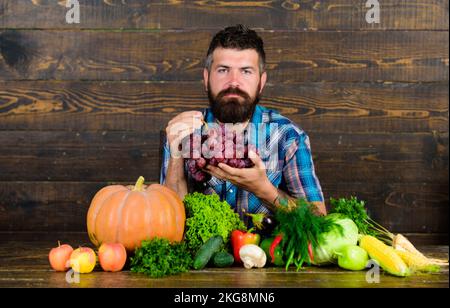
left=359, top=235, right=410, bottom=277
left=394, top=249, right=440, bottom=273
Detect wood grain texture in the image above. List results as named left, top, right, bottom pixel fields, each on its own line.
left=0, top=130, right=447, bottom=183
left=0, top=80, right=447, bottom=234
left=0, top=81, right=447, bottom=133
left=1, top=231, right=446, bottom=246
left=0, top=30, right=448, bottom=82
left=1, top=264, right=448, bottom=288
left=0, top=1, right=447, bottom=238
left=0, top=0, right=448, bottom=30
left=313, top=133, right=449, bottom=185
left=0, top=130, right=162, bottom=182
left=0, top=236, right=447, bottom=288
left=323, top=182, right=449, bottom=234
left=0, top=181, right=447, bottom=233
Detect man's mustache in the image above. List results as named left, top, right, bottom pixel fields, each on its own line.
left=216, top=87, right=251, bottom=101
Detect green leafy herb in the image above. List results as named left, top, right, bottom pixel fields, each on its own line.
left=329, top=196, right=394, bottom=244
left=183, top=192, right=246, bottom=253
left=275, top=198, right=342, bottom=271
left=130, top=238, right=193, bottom=278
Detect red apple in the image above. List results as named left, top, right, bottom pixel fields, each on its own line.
left=49, top=241, right=73, bottom=271
left=98, top=243, right=127, bottom=272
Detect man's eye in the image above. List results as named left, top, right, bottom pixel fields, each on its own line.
left=243, top=70, right=252, bottom=74
left=218, top=68, right=227, bottom=73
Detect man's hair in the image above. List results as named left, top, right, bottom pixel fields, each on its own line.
left=205, top=24, right=266, bottom=74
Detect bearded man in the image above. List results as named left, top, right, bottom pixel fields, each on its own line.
left=160, top=25, right=326, bottom=223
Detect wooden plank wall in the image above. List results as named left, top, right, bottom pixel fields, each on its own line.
left=0, top=1, right=448, bottom=243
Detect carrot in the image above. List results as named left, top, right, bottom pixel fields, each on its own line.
left=393, top=234, right=425, bottom=257
left=394, top=249, right=441, bottom=273
left=393, top=234, right=448, bottom=266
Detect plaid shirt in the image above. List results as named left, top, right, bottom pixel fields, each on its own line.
left=160, top=105, right=324, bottom=223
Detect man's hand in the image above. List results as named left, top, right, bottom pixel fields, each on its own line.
left=204, top=150, right=274, bottom=200
left=164, top=110, right=203, bottom=200
left=204, top=150, right=327, bottom=216
left=165, top=111, right=204, bottom=157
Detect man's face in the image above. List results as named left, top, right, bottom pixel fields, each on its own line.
left=204, top=48, right=267, bottom=124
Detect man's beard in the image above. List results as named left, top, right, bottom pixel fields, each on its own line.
left=208, top=82, right=261, bottom=124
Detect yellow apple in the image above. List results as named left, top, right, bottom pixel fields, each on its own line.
left=70, top=247, right=96, bottom=273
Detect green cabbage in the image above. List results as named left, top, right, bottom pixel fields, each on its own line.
left=312, top=213, right=359, bottom=265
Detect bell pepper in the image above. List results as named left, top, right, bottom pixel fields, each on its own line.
left=231, top=229, right=260, bottom=263
left=308, top=241, right=314, bottom=263
left=260, top=235, right=284, bottom=266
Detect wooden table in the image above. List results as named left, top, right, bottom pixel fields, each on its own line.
left=0, top=232, right=448, bottom=288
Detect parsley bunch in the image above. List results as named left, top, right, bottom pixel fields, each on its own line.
left=329, top=196, right=394, bottom=244
left=130, top=238, right=193, bottom=278
left=329, top=196, right=375, bottom=236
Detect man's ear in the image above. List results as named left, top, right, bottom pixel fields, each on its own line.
left=203, top=68, right=209, bottom=92
left=259, top=71, right=267, bottom=94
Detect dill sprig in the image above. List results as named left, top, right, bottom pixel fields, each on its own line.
left=275, top=198, right=341, bottom=271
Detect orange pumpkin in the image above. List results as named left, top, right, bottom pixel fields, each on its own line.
left=87, top=176, right=185, bottom=252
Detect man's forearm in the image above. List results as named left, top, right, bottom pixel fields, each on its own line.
left=164, top=157, right=188, bottom=200
left=257, top=185, right=298, bottom=212
left=256, top=183, right=327, bottom=216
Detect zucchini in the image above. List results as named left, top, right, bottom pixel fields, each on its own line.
left=193, top=235, right=224, bottom=270
left=213, top=251, right=235, bottom=268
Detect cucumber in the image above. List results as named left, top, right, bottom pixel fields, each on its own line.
left=193, top=235, right=224, bottom=270
left=213, top=251, right=235, bottom=268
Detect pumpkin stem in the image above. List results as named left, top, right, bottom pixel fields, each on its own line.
left=133, top=176, right=145, bottom=191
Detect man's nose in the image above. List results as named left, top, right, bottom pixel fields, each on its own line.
left=226, top=70, right=241, bottom=87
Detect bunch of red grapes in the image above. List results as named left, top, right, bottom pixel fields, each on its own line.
left=183, top=123, right=256, bottom=182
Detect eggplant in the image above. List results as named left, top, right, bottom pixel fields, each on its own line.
left=245, top=212, right=278, bottom=236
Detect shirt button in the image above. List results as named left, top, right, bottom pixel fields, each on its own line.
left=229, top=189, right=233, bottom=193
